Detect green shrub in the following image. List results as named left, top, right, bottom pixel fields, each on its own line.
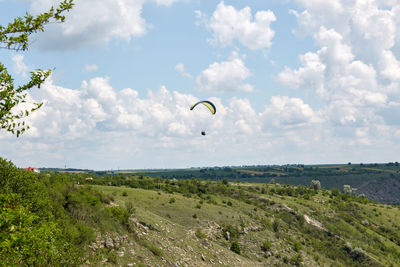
left=261, top=240, right=272, bottom=252
left=293, top=241, right=302, bottom=252
left=122, top=191, right=128, bottom=196
left=195, top=229, right=206, bottom=239
left=107, top=206, right=130, bottom=226
left=169, top=197, right=176, bottom=204
left=230, top=241, right=241, bottom=254
left=0, top=193, right=61, bottom=266
left=125, top=201, right=136, bottom=214
left=107, top=249, right=117, bottom=264
left=0, top=157, right=52, bottom=219
left=222, top=224, right=240, bottom=239
left=272, top=219, right=280, bottom=232
left=290, top=254, right=303, bottom=266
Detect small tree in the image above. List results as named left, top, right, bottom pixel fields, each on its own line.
left=311, top=179, right=321, bottom=190
left=343, top=185, right=357, bottom=196
left=0, top=0, right=74, bottom=136
left=230, top=241, right=241, bottom=254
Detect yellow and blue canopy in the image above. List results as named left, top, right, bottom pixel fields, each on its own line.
left=190, top=100, right=216, bottom=114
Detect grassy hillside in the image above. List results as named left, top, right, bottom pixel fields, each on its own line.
left=87, top=182, right=400, bottom=266
left=41, top=163, right=400, bottom=204
left=1, top=158, right=400, bottom=266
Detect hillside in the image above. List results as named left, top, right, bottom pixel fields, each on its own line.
left=88, top=184, right=400, bottom=266
left=1, top=158, right=400, bottom=266
left=48, top=163, right=400, bottom=205
left=134, top=163, right=400, bottom=205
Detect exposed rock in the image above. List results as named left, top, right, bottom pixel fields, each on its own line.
left=113, top=236, right=121, bottom=247
left=201, top=239, right=211, bottom=247
left=224, top=231, right=230, bottom=240
left=201, top=254, right=206, bottom=261
left=361, top=219, right=370, bottom=226
left=97, top=239, right=105, bottom=248
left=105, top=237, right=114, bottom=248
left=304, top=215, right=325, bottom=231
left=89, top=242, right=98, bottom=252
left=278, top=204, right=296, bottom=214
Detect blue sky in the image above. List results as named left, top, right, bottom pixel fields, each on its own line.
left=1, top=0, right=400, bottom=170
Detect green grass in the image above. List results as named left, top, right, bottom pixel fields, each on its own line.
left=88, top=183, right=400, bottom=266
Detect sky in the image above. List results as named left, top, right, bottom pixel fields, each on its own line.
left=1, top=0, right=400, bottom=170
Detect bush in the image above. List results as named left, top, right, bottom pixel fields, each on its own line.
left=107, top=249, right=117, bottom=264
left=122, top=191, right=128, bottom=196
left=290, top=254, right=303, bottom=266
left=0, top=157, right=52, bottom=219
left=0, top=193, right=61, bottom=266
left=230, top=241, right=241, bottom=254
left=293, top=241, right=302, bottom=252
left=272, top=219, right=280, bottom=232
left=169, top=197, right=176, bottom=204
left=261, top=240, right=272, bottom=252
left=195, top=229, right=206, bottom=239
left=125, top=201, right=136, bottom=214
left=107, top=206, right=130, bottom=226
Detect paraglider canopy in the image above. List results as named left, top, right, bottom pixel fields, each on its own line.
left=190, top=100, right=215, bottom=136
left=190, top=100, right=216, bottom=115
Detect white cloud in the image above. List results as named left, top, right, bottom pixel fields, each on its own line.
left=3, top=73, right=400, bottom=168
left=261, top=96, right=322, bottom=129
left=197, top=54, right=253, bottom=92
left=206, top=1, right=276, bottom=50
left=83, top=64, right=99, bottom=72
left=279, top=0, right=400, bottom=145
left=152, top=0, right=180, bottom=6
left=28, top=0, right=181, bottom=50
left=175, top=63, right=192, bottom=79
left=12, top=54, right=29, bottom=78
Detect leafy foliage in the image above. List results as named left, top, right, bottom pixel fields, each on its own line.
left=0, top=0, right=74, bottom=136
left=0, top=0, right=74, bottom=51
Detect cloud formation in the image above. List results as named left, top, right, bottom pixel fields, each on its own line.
left=196, top=53, right=253, bottom=92
left=175, top=63, right=192, bottom=79
left=1, top=75, right=324, bottom=168
left=205, top=1, right=276, bottom=50
left=28, top=0, right=181, bottom=50
left=279, top=0, right=400, bottom=146
left=12, top=54, right=29, bottom=79
left=83, top=64, right=99, bottom=72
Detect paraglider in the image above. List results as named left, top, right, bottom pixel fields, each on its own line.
left=190, top=100, right=216, bottom=136
left=190, top=100, right=216, bottom=115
